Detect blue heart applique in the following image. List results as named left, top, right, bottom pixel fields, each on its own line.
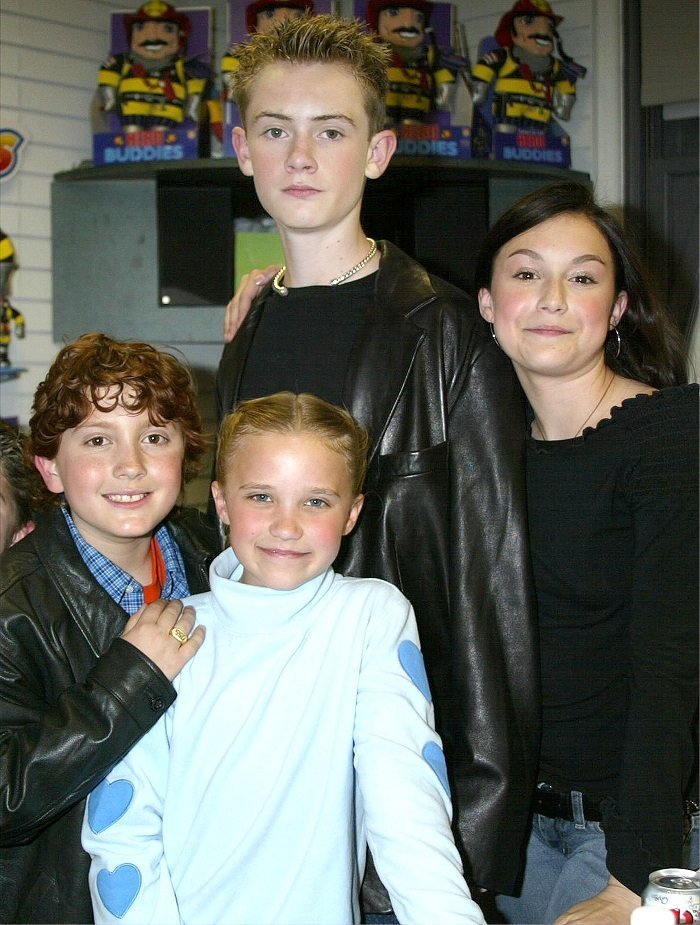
left=96, top=864, right=142, bottom=918
left=398, top=640, right=432, bottom=703
left=422, top=740, right=451, bottom=797
left=88, top=778, right=135, bottom=834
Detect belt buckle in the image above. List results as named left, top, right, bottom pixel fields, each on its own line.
left=536, top=783, right=571, bottom=820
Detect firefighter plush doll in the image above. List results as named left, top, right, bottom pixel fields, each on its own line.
left=98, top=1, right=209, bottom=131
left=0, top=231, right=25, bottom=369
left=470, top=0, right=586, bottom=131
left=366, top=0, right=455, bottom=125
left=222, top=1, right=314, bottom=101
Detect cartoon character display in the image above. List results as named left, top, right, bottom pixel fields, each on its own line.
left=97, top=1, right=209, bottom=131
left=0, top=231, right=25, bottom=369
left=470, top=0, right=585, bottom=156
left=222, top=2, right=314, bottom=100
left=366, top=0, right=455, bottom=125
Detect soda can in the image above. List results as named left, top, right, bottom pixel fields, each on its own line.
left=641, top=868, right=700, bottom=924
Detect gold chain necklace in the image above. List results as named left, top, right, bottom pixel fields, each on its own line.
left=271, top=238, right=377, bottom=296
left=535, top=372, right=616, bottom=441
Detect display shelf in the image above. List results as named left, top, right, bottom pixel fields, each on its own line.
left=52, top=158, right=590, bottom=344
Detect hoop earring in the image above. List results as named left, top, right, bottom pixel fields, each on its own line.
left=609, top=326, right=621, bottom=360
left=489, top=323, right=501, bottom=349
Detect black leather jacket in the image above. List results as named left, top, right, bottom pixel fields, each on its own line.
left=0, top=506, right=215, bottom=924
left=217, top=242, right=540, bottom=895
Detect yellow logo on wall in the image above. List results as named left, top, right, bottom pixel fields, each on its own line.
left=0, top=129, right=26, bottom=183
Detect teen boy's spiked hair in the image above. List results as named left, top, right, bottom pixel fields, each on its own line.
left=230, top=13, right=391, bottom=136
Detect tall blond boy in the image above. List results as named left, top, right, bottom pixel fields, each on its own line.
left=217, top=14, right=538, bottom=908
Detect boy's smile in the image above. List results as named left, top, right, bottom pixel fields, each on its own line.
left=35, top=390, right=185, bottom=565
left=212, top=431, right=363, bottom=591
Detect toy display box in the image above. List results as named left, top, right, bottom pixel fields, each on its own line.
left=354, top=1, right=472, bottom=160
left=222, top=0, right=335, bottom=158
left=93, top=6, right=214, bottom=167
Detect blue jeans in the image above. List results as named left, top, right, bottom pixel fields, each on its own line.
left=496, top=797, right=609, bottom=925
left=684, top=810, right=699, bottom=869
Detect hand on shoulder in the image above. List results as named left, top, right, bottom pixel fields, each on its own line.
left=121, top=598, right=205, bottom=681
left=223, top=266, right=280, bottom=342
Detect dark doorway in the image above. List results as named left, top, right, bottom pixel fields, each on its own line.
left=624, top=1, right=699, bottom=346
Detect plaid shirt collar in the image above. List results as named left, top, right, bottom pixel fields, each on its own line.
left=62, top=506, right=190, bottom=615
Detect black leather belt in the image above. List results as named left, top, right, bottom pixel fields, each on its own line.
left=534, top=785, right=604, bottom=822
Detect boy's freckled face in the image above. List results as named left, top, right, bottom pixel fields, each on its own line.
left=233, top=61, right=378, bottom=237
left=36, top=389, right=185, bottom=557
left=212, top=432, right=363, bottom=591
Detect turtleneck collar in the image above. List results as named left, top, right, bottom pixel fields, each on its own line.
left=208, top=547, right=336, bottom=634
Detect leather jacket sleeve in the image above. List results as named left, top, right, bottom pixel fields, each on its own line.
left=343, top=248, right=540, bottom=894
left=0, top=520, right=176, bottom=847
left=0, top=636, right=174, bottom=847
left=441, top=309, right=540, bottom=892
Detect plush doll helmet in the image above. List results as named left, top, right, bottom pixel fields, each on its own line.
left=245, top=0, right=315, bottom=35
left=494, top=0, right=562, bottom=48
left=365, top=0, right=434, bottom=34
left=124, top=1, right=191, bottom=46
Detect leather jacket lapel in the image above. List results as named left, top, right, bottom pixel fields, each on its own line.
left=343, top=314, right=424, bottom=465
left=34, top=509, right=128, bottom=656
left=342, top=242, right=435, bottom=464
left=223, top=242, right=437, bottom=465
left=217, top=294, right=266, bottom=416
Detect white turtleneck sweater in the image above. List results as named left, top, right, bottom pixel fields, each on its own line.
left=82, top=548, right=484, bottom=925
